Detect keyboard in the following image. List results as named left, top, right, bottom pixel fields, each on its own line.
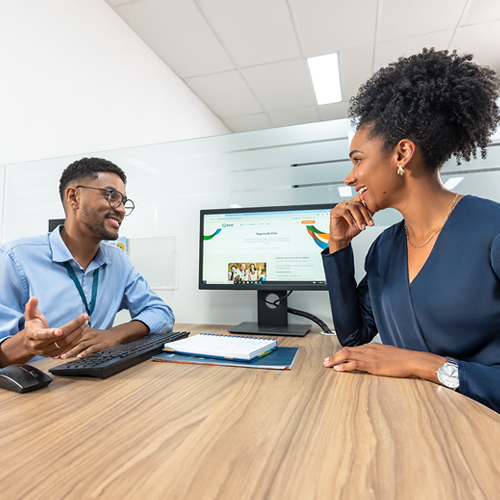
left=49, top=331, right=190, bottom=379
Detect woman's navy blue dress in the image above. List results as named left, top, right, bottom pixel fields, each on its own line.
left=322, top=195, right=500, bottom=413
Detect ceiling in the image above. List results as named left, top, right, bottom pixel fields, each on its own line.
left=104, top=0, right=500, bottom=133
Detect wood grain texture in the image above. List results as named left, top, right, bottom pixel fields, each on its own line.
left=1, top=324, right=500, bottom=500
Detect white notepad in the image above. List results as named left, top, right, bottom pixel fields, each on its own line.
left=163, top=333, right=277, bottom=362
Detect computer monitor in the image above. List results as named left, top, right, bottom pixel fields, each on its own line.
left=48, top=218, right=65, bottom=232
left=199, top=203, right=335, bottom=336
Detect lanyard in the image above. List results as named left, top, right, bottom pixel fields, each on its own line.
left=63, top=262, right=99, bottom=327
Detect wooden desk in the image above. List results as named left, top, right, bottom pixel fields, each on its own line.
left=1, top=324, right=500, bottom=500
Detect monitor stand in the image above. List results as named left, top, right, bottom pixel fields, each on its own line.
left=228, top=290, right=310, bottom=337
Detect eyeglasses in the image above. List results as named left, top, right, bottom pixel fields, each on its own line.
left=75, top=186, right=135, bottom=216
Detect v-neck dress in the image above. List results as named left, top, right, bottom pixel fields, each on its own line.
left=322, top=195, right=500, bottom=413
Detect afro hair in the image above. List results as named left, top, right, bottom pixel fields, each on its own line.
left=348, top=48, right=500, bottom=170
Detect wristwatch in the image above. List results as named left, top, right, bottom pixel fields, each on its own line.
left=436, top=357, right=460, bottom=390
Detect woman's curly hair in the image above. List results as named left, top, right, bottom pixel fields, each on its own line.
left=348, top=48, right=500, bottom=170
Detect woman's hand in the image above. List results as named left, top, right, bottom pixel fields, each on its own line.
left=329, top=193, right=375, bottom=253
left=323, top=343, right=445, bottom=383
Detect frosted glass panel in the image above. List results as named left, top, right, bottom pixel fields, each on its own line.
left=127, top=236, right=176, bottom=290
left=2, top=119, right=500, bottom=327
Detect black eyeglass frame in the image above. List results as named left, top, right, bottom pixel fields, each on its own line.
left=74, top=185, right=135, bottom=216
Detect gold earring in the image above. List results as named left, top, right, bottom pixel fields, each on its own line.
left=397, top=165, right=405, bottom=176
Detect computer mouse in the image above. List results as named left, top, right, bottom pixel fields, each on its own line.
left=0, top=364, right=53, bottom=393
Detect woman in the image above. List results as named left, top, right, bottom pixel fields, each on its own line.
left=322, top=48, right=500, bottom=413
left=228, top=265, right=238, bottom=282
left=248, top=263, right=260, bottom=282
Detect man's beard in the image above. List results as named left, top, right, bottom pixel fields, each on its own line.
left=81, top=205, right=119, bottom=241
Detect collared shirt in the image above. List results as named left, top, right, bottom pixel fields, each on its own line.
left=0, top=226, right=175, bottom=359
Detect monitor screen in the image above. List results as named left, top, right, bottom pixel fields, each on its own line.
left=199, top=203, right=334, bottom=291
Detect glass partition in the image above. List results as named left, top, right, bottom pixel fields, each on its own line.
left=2, top=119, right=500, bottom=327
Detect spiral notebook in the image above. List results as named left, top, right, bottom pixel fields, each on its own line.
left=163, top=333, right=277, bottom=362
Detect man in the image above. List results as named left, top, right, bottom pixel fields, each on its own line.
left=0, top=157, right=174, bottom=367
left=236, top=263, right=248, bottom=282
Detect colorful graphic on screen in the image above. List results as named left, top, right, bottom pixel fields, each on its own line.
left=203, top=228, right=222, bottom=241
left=305, top=225, right=329, bottom=250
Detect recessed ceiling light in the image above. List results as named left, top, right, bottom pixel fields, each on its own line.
left=443, top=177, right=464, bottom=190
left=307, top=53, right=342, bottom=105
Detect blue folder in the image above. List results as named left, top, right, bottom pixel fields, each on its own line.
left=153, top=346, right=299, bottom=370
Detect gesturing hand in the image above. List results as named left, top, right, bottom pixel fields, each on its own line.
left=23, top=297, right=88, bottom=358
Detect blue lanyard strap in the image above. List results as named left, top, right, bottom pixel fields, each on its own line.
left=63, top=262, right=99, bottom=326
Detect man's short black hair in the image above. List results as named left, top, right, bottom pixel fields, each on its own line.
left=58, top=157, right=127, bottom=202
left=348, top=48, right=500, bottom=171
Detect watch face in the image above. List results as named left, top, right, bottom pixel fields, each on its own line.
left=437, top=363, right=460, bottom=389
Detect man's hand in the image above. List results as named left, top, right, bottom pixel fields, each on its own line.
left=23, top=297, right=89, bottom=358
left=60, top=321, right=150, bottom=359
left=323, top=343, right=445, bottom=383
left=0, top=297, right=89, bottom=366
left=60, top=328, right=122, bottom=359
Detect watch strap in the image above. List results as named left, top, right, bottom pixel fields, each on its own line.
left=445, top=356, right=458, bottom=368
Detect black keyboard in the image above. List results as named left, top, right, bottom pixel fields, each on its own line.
left=49, top=331, right=189, bottom=379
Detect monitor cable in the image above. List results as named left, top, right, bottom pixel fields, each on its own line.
left=262, top=291, right=336, bottom=335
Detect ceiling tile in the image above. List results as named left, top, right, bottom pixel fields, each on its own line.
left=338, top=45, right=374, bottom=103
left=185, top=70, right=263, bottom=118
left=291, top=0, right=377, bottom=56
left=451, top=20, right=500, bottom=73
left=197, top=0, right=301, bottom=67
left=222, top=114, right=274, bottom=133
left=114, top=0, right=235, bottom=78
left=318, top=101, right=351, bottom=122
left=377, top=0, right=467, bottom=42
left=103, top=0, right=500, bottom=133
left=460, top=0, right=500, bottom=25
left=373, top=30, right=455, bottom=71
left=269, top=107, right=321, bottom=127
left=241, top=59, right=316, bottom=112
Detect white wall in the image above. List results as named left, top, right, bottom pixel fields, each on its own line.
left=0, top=0, right=229, bottom=165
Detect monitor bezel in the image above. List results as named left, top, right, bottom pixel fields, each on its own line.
left=198, top=202, right=335, bottom=291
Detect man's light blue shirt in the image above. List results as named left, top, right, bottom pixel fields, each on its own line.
left=0, top=226, right=174, bottom=361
